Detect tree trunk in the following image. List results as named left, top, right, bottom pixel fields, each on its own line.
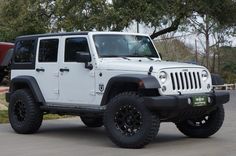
left=218, top=48, right=221, bottom=73
left=212, top=50, right=216, bottom=73
left=195, top=39, right=198, bottom=64
left=205, top=15, right=210, bottom=69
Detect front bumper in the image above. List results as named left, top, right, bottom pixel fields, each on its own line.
left=144, top=92, right=230, bottom=111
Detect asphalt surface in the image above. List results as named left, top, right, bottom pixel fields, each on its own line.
left=0, top=91, right=235, bottom=156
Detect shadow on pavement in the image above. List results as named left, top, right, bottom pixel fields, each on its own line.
left=36, top=121, right=189, bottom=147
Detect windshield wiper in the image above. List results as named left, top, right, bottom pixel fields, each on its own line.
left=121, top=56, right=130, bottom=60
left=101, top=55, right=130, bottom=60
left=128, top=54, right=156, bottom=60
left=144, top=56, right=154, bottom=60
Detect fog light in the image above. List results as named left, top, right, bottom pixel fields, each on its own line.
left=162, top=86, right=167, bottom=92
left=188, top=98, right=192, bottom=105
left=208, top=97, right=212, bottom=103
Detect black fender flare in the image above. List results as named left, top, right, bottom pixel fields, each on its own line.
left=9, top=76, right=45, bottom=103
left=211, top=73, right=224, bottom=85
left=100, top=74, right=161, bottom=105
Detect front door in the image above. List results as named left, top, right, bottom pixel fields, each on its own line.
left=35, top=37, right=60, bottom=102
left=59, top=36, right=96, bottom=105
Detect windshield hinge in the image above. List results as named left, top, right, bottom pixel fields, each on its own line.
left=148, top=66, right=153, bottom=75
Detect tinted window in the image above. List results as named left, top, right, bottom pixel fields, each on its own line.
left=14, top=40, right=36, bottom=63
left=65, top=38, right=89, bottom=62
left=38, top=39, right=59, bottom=62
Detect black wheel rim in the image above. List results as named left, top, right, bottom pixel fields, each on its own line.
left=14, top=100, right=26, bottom=122
left=114, top=104, right=142, bottom=136
left=187, top=115, right=210, bottom=127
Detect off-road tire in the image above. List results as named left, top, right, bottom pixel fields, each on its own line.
left=104, top=92, right=160, bottom=148
left=176, top=105, right=225, bottom=138
left=8, top=89, right=43, bottom=134
left=80, top=116, right=103, bottom=128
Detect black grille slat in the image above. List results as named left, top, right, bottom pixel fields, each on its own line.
left=189, top=72, right=193, bottom=89
left=180, top=72, right=184, bottom=89
left=197, top=72, right=201, bottom=88
left=175, top=72, right=180, bottom=90
left=193, top=72, right=197, bottom=89
left=171, top=73, right=175, bottom=90
left=184, top=72, right=189, bottom=89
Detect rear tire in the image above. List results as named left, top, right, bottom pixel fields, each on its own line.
left=8, top=89, right=43, bottom=134
left=176, top=105, right=225, bottom=138
left=104, top=92, right=160, bottom=148
left=80, top=116, right=103, bottom=128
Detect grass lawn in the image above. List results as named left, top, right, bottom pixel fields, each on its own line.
left=0, top=93, right=72, bottom=124
left=0, top=93, right=8, bottom=107
left=0, top=110, right=9, bottom=123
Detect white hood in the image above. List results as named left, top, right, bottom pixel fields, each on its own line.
left=97, top=58, right=204, bottom=72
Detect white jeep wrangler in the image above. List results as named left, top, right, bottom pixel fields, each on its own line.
left=6, top=32, right=229, bottom=148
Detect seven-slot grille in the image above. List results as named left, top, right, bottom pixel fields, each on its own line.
left=170, top=71, right=202, bottom=91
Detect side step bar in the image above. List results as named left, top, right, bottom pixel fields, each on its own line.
left=41, top=105, right=105, bottom=116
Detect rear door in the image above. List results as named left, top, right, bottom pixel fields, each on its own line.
left=35, top=37, right=61, bottom=102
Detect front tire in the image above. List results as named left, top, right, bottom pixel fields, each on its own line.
left=104, top=92, right=160, bottom=148
left=176, top=105, right=225, bottom=138
left=8, top=89, right=43, bottom=134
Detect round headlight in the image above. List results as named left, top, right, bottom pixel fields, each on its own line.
left=159, top=71, right=167, bottom=83
left=202, top=70, right=209, bottom=81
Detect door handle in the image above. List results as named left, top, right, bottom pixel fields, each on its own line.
left=60, top=68, right=70, bottom=72
left=36, top=68, right=45, bottom=72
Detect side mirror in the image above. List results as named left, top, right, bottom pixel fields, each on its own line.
left=76, top=52, right=91, bottom=63
left=76, top=52, right=93, bottom=70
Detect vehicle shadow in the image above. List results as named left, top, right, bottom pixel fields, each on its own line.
left=37, top=121, right=190, bottom=148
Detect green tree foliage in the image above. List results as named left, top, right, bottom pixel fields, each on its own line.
left=0, top=0, right=111, bottom=41
left=1, top=0, right=235, bottom=41
left=54, top=0, right=110, bottom=31
left=0, top=0, right=52, bottom=41
left=111, top=0, right=236, bottom=39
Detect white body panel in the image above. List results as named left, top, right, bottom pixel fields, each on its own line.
left=11, top=32, right=212, bottom=107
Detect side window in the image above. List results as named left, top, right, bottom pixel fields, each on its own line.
left=65, top=37, right=89, bottom=62
left=38, top=39, right=59, bottom=62
left=14, top=40, right=36, bottom=63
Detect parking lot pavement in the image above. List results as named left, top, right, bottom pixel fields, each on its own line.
left=0, top=90, right=235, bottom=156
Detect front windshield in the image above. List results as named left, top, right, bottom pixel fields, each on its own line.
left=93, top=34, right=159, bottom=58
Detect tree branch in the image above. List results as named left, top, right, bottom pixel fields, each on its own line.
left=150, top=17, right=181, bottom=39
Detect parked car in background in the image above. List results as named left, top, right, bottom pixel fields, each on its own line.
left=0, top=42, right=14, bottom=84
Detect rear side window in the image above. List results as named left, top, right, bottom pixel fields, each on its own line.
left=14, top=40, right=36, bottom=63
left=65, top=37, right=89, bottom=62
left=38, top=39, right=59, bottom=62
